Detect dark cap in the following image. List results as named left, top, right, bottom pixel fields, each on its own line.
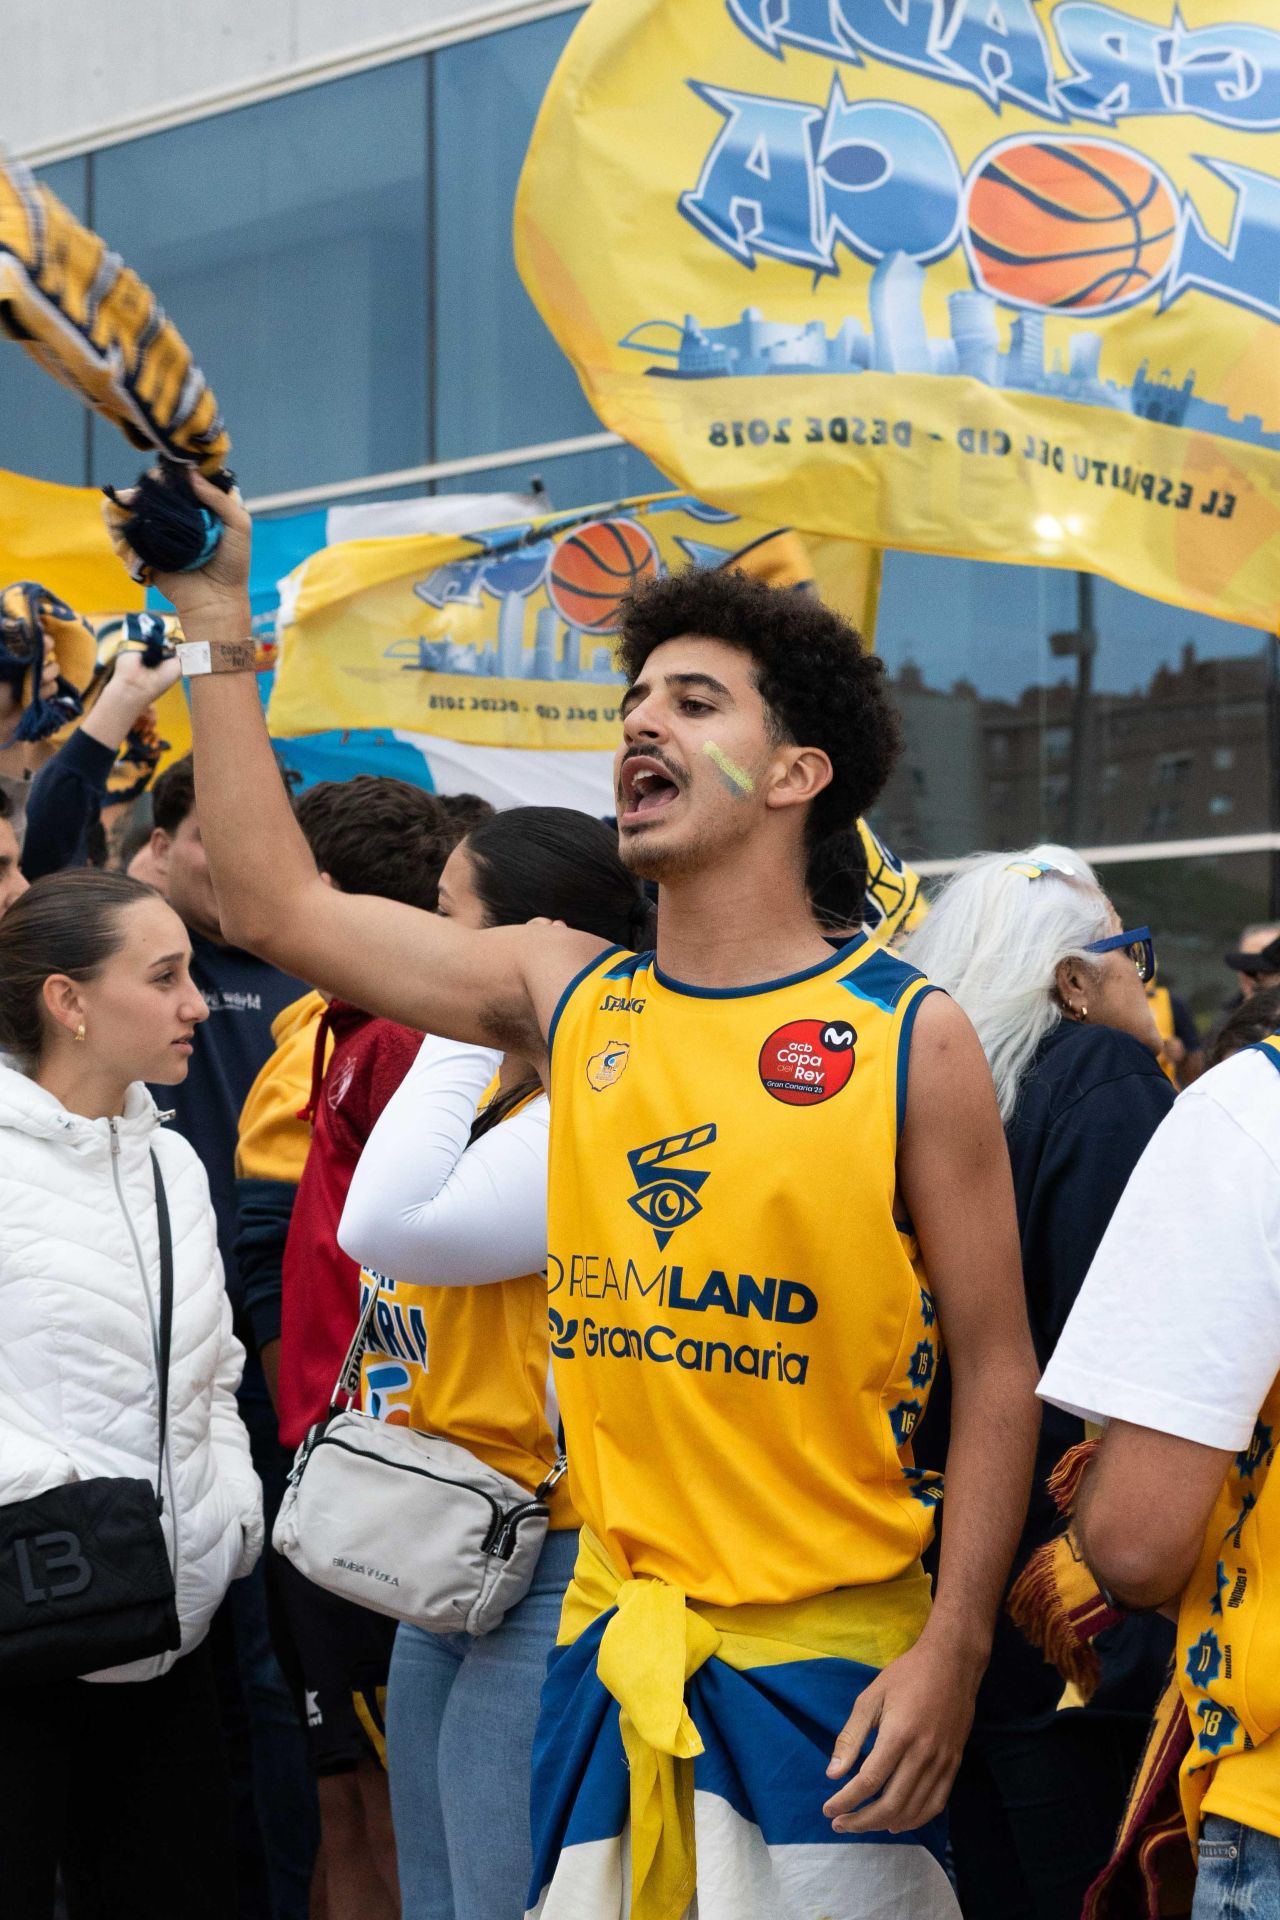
left=1224, top=932, right=1280, bottom=976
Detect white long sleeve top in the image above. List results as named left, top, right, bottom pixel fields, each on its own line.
left=338, top=1032, right=550, bottom=1288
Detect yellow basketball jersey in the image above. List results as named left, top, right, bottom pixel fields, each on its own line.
left=546, top=935, right=943, bottom=1606
left=360, top=1092, right=576, bottom=1529
left=1179, top=1032, right=1280, bottom=1837
left=1146, top=983, right=1179, bottom=1085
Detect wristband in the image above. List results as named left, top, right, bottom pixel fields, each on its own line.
left=177, top=638, right=256, bottom=677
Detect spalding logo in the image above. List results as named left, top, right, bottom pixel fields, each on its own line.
left=587, top=1041, right=630, bottom=1090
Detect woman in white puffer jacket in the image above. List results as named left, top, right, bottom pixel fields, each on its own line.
left=0, top=868, right=263, bottom=1919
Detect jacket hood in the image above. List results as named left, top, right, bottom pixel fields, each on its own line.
left=270, top=989, right=327, bottom=1050
left=323, top=999, right=374, bottom=1047
left=0, top=1062, right=163, bottom=1154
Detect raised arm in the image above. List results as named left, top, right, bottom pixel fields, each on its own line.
left=825, top=991, right=1038, bottom=1834
left=22, top=650, right=182, bottom=880
left=150, top=478, right=603, bottom=1059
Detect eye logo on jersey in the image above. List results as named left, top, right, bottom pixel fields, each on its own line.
left=587, top=1041, right=630, bottom=1091
left=626, top=1123, right=717, bottom=1250
left=758, top=1018, right=856, bottom=1106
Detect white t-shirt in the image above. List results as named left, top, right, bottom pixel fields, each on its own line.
left=1038, top=1046, right=1280, bottom=1452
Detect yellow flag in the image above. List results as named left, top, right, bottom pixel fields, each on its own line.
left=271, top=491, right=880, bottom=753
left=517, top=0, right=1280, bottom=631
left=0, top=469, right=145, bottom=615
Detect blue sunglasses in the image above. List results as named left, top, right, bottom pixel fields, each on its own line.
left=1085, top=926, right=1156, bottom=983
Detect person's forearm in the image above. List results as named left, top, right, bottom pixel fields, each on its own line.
left=1076, top=1453, right=1205, bottom=1611
left=81, top=679, right=148, bottom=755
left=185, top=603, right=322, bottom=956
left=21, top=730, right=114, bottom=879
left=926, top=1351, right=1039, bottom=1661
left=155, top=478, right=585, bottom=1046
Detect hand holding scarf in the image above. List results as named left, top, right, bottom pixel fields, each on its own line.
left=0, top=581, right=97, bottom=743
left=0, top=152, right=233, bottom=582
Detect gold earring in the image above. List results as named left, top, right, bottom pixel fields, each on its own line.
left=1077, top=1003, right=1088, bottom=1023
left=73, top=1022, right=86, bottom=1043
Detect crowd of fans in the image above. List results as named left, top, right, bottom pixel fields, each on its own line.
left=0, top=506, right=1277, bottom=1920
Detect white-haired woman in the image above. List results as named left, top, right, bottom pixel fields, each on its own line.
left=904, top=846, right=1175, bottom=1920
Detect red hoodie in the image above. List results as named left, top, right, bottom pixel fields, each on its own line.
left=277, top=1002, right=422, bottom=1451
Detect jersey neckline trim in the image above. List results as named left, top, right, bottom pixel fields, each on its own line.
left=651, top=932, right=867, bottom=1000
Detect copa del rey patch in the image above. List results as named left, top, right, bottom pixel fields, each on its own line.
left=758, top=1019, right=855, bottom=1106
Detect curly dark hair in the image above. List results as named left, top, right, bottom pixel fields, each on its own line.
left=806, top=825, right=869, bottom=933
left=295, top=775, right=484, bottom=911
left=615, top=569, right=901, bottom=845
left=435, top=791, right=496, bottom=836
left=150, top=753, right=197, bottom=837
left=1209, top=985, right=1280, bottom=1067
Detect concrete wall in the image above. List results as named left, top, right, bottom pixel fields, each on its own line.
left=8, top=0, right=573, bottom=158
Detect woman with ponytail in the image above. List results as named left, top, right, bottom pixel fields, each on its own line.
left=338, top=807, right=653, bottom=1920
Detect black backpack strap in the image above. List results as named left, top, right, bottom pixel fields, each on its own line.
left=150, top=1150, right=175, bottom=1514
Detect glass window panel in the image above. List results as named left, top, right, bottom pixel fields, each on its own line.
left=871, top=551, right=1276, bottom=862
left=0, top=158, right=91, bottom=485
left=433, top=10, right=597, bottom=459
left=1101, top=852, right=1276, bottom=1038
left=89, top=62, right=429, bottom=498
left=434, top=441, right=670, bottom=510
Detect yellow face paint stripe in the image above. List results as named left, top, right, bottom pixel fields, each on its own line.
left=702, top=740, right=754, bottom=795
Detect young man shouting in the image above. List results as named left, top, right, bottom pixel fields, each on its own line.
left=155, top=478, right=1037, bottom=1920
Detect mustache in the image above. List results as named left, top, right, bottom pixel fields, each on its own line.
left=619, top=746, right=688, bottom=786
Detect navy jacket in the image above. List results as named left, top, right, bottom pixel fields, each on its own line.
left=21, top=729, right=117, bottom=879
left=918, top=1020, right=1176, bottom=1725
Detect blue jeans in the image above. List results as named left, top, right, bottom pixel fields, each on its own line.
left=386, top=1529, right=579, bottom=1920
left=1193, top=1815, right=1280, bottom=1918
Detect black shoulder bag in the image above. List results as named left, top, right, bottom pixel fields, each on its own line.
left=0, top=1151, right=181, bottom=1684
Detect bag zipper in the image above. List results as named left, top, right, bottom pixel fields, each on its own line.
left=492, top=1499, right=551, bottom=1561
left=110, top=1120, right=178, bottom=1580
left=311, top=1432, right=517, bottom=1554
